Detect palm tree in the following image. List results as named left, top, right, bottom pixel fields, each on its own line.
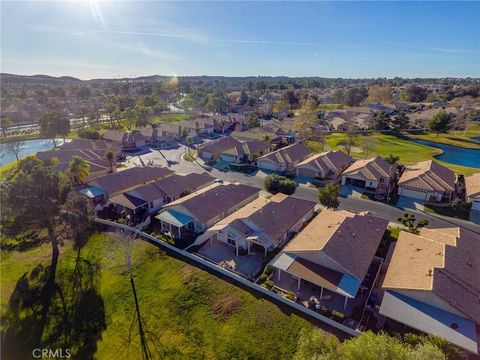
left=106, top=150, right=115, bottom=173
left=68, top=156, right=90, bottom=184
left=262, top=134, right=272, bottom=143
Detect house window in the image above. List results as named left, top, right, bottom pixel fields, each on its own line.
left=227, top=238, right=236, bottom=246
left=149, top=202, right=154, bottom=208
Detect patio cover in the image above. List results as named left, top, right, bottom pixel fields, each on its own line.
left=109, top=193, right=147, bottom=210
left=156, top=209, right=193, bottom=227
left=380, top=291, right=479, bottom=354
left=272, top=253, right=361, bottom=298
left=79, top=186, right=104, bottom=199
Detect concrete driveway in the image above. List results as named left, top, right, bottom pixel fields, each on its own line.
left=396, top=196, right=425, bottom=211
left=339, top=185, right=364, bottom=199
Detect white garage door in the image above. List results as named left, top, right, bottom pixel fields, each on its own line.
left=400, top=187, right=427, bottom=201
left=220, top=155, right=237, bottom=163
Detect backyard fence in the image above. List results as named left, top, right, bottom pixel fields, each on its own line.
left=95, top=217, right=361, bottom=337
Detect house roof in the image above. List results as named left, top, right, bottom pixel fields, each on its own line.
left=342, top=156, right=397, bottom=181
left=272, top=253, right=361, bottom=298
left=381, top=227, right=480, bottom=323
left=156, top=209, right=194, bottom=227
left=217, top=193, right=316, bottom=245
left=258, top=142, right=312, bottom=165
left=103, top=130, right=127, bottom=143
left=379, top=291, right=479, bottom=354
left=150, top=173, right=214, bottom=199
left=221, top=140, right=271, bottom=157
left=163, top=183, right=260, bottom=223
left=284, top=209, right=388, bottom=280
left=87, top=166, right=173, bottom=195
left=399, top=160, right=455, bottom=193
left=465, top=173, right=480, bottom=199
left=197, top=136, right=242, bottom=155
left=109, top=193, right=147, bottom=210
left=297, top=150, right=353, bottom=174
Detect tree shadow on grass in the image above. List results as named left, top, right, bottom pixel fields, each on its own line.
left=1, top=251, right=106, bottom=360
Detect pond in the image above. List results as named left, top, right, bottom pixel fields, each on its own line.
left=409, top=137, right=480, bottom=169
left=0, top=138, right=68, bottom=166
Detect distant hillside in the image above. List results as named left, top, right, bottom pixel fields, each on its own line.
left=0, top=73, right=82, bottom=84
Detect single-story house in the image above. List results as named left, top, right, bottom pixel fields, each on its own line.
left=464, top=173, right=480, bottom=211
left=86, top=166, right=173, bottom=200
left=36, top=139, right=117, bottom=179
left=140, top=126, right=178, bottom=145
left=380, top=227, right=480, bottom=354
left=197, top=193, right=316, bottom=255
left=397, top=160, right=456, bottom=202
left=155, top=182, right=260, bottom=238
left=271, top=209, right=388, bottom=309
left=219, top=140, right=272, bottom=163
left=103, top=130, right=147, bottom=151
left=109, top=172, right=215, bottom=215
left=257, top=142, right=312, bottom=173
left=197, top=137, right=243, bottom=161
left=341, top=156, right=397, bottom=194
left=328, top=117, right=347, bottom=131
left=296, top=150, right=354, bottom=180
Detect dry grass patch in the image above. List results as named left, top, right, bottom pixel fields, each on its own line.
left=211, top=293, right=240, bottom=318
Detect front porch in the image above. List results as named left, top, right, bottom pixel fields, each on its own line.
left=196, top=237, right=265, bottom=279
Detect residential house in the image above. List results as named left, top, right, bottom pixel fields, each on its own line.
left=380, top=227, right=480, bottom=354
left=155, top=183, right=260, bottom=239
left=398, top=160, right=456, bottom=202
left=341, top=156, right=397, bottom=194
left=464, top=173, right=480, bottom=211
left=108, top=173, right=215, bottom=215
left=36, top=139, right=117, bottom=178
left=296, top=151, right=354, bottom=180
left=102, top=130, right=147, bottom=151
left=257, top=142, right=312, bottom=173
left=139, top=125, right=178, bottom=145
left=271, top=209, right=388, bottom=309
left=328, top=117, right=348, bottom=131
left=198, top=193, right=316, bottom=256
left=197, top=137, right=243, bottom=161
left=84, top=166, right=173, bottom=203
left=219, top=140, right=272, bottom=163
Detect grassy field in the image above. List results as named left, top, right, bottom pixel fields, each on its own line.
left=317, top=133, right=479, bottom=175
left=0, top=133, right=42, bottom=143
left=408, top=131, right=480, bottom=149
left=150, top=113, right=192, bottom=124
left=1, top=233, right=319, bottom=359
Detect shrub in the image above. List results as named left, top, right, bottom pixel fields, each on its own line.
left=332, top=310, right=345, bottom=321
left=259, top=274, right=268, bottom=283
left=263, top=280, right=274, bottom=290
left=286, top=291, right=296, bottom=301
left=264, top=265, right=274, bottom=276
left=78, top=128, right=101, bottom=140
left=264, top=174, right=297, bottom=195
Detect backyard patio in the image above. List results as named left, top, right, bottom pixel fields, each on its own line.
left=272, top=258, right=382, bottom=325
left=196, top=238, right=266, bottom=279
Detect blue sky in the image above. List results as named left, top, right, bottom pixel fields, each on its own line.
left=1, top=1, right=479, bottom=79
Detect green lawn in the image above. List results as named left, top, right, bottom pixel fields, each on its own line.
left=317, top=133, right=479, bottom=175
left=325, top=133, right=442, bottom=163
left=0, top=133, right=42, bottom=143
left=408, top=131, right=480, bottom=149
left=150, top=113, right=193, bottom=124
left=1, top=233, right=318, bottom=359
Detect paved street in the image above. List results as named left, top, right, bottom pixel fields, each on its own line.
left=127, top=145, right=480, bottom=235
